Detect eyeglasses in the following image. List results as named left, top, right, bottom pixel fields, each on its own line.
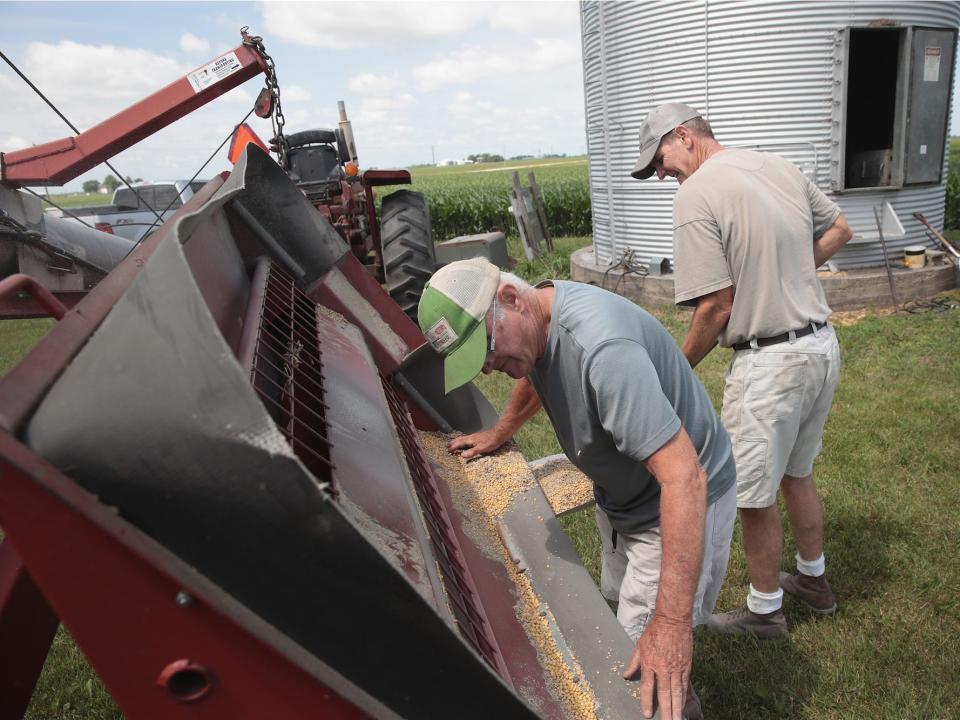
left=486, top=295, right=497, bottom=360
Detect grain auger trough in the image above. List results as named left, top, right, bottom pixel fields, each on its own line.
left=0, top=143, right=654, bottom=719
left=0, top=26, right=652, bottom=718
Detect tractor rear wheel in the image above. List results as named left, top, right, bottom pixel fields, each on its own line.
left=381, top=189, right=436, bottom=322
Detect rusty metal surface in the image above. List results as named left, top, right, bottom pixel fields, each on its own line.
left=362, top=169, right=412, bottom=186
left=0, top=289, right=85, bottom=319
left=180, top=202, right=253, bottom=357
left=0, top=144, right=598, bottom=717
left=0, top=432, right=378, bottom=720
left=205, top=144, right=349, bottom=285
left=17, top=226, right=537, bottom=718
left=380, top=376, right=510, bottom=679
left=236, top=257, right=270, bottom=375
left=0, top=274, right=67, bottom=319
left=308, top=262, right=412, bottom=374
left=0, top=541, right=60, bottom=720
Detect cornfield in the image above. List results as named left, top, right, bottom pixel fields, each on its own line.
left=376, top=157, right=591, bottom=242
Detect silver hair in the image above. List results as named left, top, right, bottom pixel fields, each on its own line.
left=499, top=271, right=532, bottom=291
left=490, top=271, right=532, bottom=323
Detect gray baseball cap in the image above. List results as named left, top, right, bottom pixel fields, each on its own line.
left=630, top=102, right=702, bottom=180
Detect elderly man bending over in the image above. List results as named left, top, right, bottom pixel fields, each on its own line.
left=417, top=258, right=737, bottom=720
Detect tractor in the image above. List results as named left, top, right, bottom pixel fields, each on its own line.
left=269, top=103, right=436, bottom=321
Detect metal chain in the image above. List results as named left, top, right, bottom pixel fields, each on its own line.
left=242, top=28, right=286, bottom=169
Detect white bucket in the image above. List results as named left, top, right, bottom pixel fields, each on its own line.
left=904, top=245, right=926, bottom=269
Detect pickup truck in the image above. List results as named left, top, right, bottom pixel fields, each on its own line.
left=55, top=180, right=206, bottom=242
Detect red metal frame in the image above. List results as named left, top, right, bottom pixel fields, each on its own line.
left=0, top=541, right=60, bottom=720
left=1, top=35, right=267, bottom=187
left=0, top=432, right=370, bottom=720
left=0, top=274, right=68, bottom=319
left=0, top=291, right=86, bottom=320
left=0, top=175, right=393, bottom=718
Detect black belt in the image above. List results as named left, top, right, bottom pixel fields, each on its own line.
left=732, top=322, right=826, bottom=352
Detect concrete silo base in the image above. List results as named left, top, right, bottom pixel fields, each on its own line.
left=570, top=247, right=959, bottom=311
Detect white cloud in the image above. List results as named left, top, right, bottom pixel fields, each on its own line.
left=21, top=41, right=185, bottom=120
left=281, top=84, right=313, bottom=102
left=280, top=108, right=310, bottom=127
left=446, top=91, right=493, bottom=116
left=488, top=2, right=580, bottom=34
left=413, top=39, right=580, bottom=91
left=259, top=2, right=485, bottom=49
left=357, top=93, right=416, bottom=124
left=531, top=38, right=581, bottom=67
left=348, top=73, right=404, bottom=95
left=208, top=85, right=253, bottom=107
left=0, top=134, right=30, bottom=150
left=179, top=33, right=211, bottom=55
left=258, top=1, right=578, bottom=49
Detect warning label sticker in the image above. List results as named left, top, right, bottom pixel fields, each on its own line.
left=924, top=47, right=941, bottom=83
left=187, top=52, right=243, bottom=93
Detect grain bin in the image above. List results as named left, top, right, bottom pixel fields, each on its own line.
left=578, top=0, right=960, bottom=294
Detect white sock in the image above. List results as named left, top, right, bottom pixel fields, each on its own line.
left=796, top=552, right=826, bottom=577
left=746, top=584, right=783, bottom=614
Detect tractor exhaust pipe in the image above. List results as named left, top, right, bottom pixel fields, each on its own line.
left=337, top=101, right=358, bottom=165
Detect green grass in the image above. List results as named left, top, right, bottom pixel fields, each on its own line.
left=4, top=239, right=960, bottom=719
left=39, top=192, right=112, bottom=210
left=0, top=319, right=57, bottom=374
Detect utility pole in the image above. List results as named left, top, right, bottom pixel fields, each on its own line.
left=431, top=145, right=436, bottom=166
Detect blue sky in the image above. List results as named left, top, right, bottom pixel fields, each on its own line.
left=1, top=1, right=585, bottom=191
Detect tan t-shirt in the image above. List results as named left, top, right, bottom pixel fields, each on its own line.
left=672, top=148, right=841, bottom=347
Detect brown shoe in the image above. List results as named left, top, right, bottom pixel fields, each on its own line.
left=705, top=605, right=788, bottom=639
left=779, top=571, right=837, bottom=615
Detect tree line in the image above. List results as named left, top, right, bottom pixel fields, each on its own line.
left=82, top=174, right=143, bottom=194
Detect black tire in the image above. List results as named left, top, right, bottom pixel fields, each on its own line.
left=381, top=189, right=436, bottom=322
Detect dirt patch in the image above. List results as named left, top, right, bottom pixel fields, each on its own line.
left=829, top=307, right=896, bottom=326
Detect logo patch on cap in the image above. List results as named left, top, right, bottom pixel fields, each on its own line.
left=426, top=317, right=459, bottom=353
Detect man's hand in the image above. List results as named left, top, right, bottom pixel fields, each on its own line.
left=447, top=427, right=510, bottom=459
left=447, top=378, right=542, bottom=459
left=623, top=614, right=693, bottom=720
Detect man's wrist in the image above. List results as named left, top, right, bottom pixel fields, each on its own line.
left=650, top=610, right=693, bottom=628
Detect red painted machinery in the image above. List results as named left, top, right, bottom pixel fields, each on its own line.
left=1, top=30, right=434, bottom=321
left=0, top=29, right=643, bottom=720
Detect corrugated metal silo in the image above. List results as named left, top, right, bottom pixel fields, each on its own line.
left=580, top=0, right=960, bottom=270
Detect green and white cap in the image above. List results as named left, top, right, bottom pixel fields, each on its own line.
left=417, top=257, right=500, bottom=394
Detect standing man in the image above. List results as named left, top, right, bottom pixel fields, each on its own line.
left=631, top=102, right=852, bottom=637
left=418, top=258, right=738, bottom=720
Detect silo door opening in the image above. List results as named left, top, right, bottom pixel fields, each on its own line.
left=838, top=26, right=956, bottom=191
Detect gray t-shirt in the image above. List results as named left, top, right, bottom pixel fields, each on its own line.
left=529, top=281, right=735, bottom=535
left=672, top=149, right=841, bottom=346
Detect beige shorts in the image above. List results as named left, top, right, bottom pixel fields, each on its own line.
left=596, top=482, right=736, bottom=641
left=723, top=324, right=841, bottom=509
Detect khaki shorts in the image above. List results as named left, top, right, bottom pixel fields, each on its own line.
left=723, top=324, right=841, bottom=509
left=596, top=483, right=736, bottom=642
